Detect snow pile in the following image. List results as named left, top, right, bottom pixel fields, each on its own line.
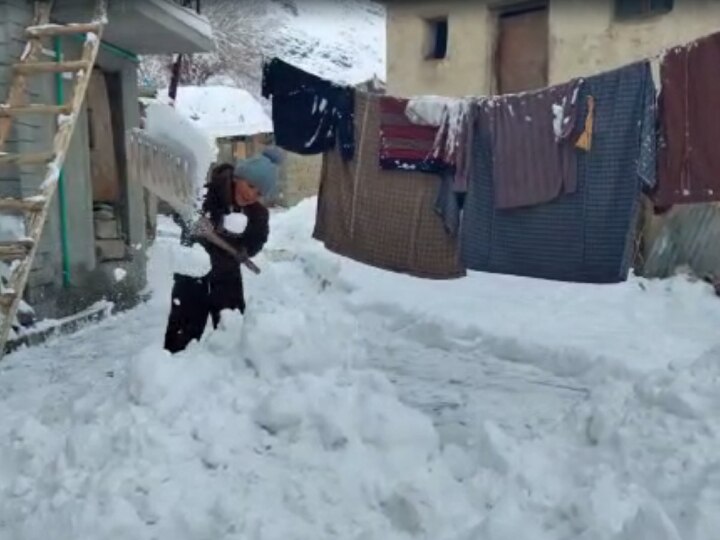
left=0, top=221, right=476, bottom=539
left=3, top=196, right=720, bottom=539
left=263, top=197, right=720, bottom=539
left=144, top=101, right=217, bottom=195
left=284, top=199, right=720, bottom=379
left=438, top=354, right=720, bottom=539
left=160, top=86, right=273, bottom=139
left=223, top=212, right=248, bottom=234
left=573, top=349, right=720, bottom=538
left=277, top=202, right=720, bottom=379
left=0, top=330, right=475, bottom=539
left=113, top=268, right=128, bottom=283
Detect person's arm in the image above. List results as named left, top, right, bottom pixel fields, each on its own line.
left=171, top=211, right=197, bottom=247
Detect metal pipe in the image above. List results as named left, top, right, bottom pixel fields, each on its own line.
left=70, top=34, right=139, bottom=63
left=53, top=36, right=72, bottom=287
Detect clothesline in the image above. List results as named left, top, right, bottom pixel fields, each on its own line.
left=262, top=28, right=720, bottom=286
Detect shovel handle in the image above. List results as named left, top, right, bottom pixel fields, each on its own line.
left=192, top=217, right=262, bottom=275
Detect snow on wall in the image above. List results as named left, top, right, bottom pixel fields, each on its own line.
left=0, top=215, right=34, bottom=334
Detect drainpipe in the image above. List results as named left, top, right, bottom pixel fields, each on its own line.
left=53, top=36, right=71, bottom=287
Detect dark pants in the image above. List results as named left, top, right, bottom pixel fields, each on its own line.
left=163, top=272, right=245, bottom=353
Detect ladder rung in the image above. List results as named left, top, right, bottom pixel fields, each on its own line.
left=0, top=196, right=45, bottom=212
left=0, top=152, right=55, bottom=166
left=0, top=240, right=33, bottom=262
left=26, top=22, right=103, bottom=38
left=0, top=104, right=72, bottom=117
left=13, top=60, right=90, bottom=75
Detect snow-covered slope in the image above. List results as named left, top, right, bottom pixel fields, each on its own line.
left=139, top=0, right=386, bottom=96
left=266, top=0, right=386, bottom=85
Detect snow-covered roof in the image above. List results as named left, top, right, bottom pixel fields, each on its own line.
left=270, top=1, right=386, bottom=85
left=157, top=86, right=273, bottom=139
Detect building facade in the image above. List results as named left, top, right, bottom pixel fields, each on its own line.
left=384, top=0, right=720, bottom=282
left=386, top=0, right=720, bottom=97
left=0, top=0, right=213, bottom=324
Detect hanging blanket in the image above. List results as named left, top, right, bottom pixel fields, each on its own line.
left=654, top=31, right=720, bottom=206
left=460, top=62, right=656, bottom=284
left=262, top=57, right=355, bottom=160
left=314, top=92, right=465, bottom=280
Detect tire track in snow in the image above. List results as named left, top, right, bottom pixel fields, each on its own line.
left=283, top=251, right=590, bottom=449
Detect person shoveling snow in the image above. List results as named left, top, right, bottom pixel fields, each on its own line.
left=164, top=146, right=283, bottom=353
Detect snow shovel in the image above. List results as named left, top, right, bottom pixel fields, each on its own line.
left=126, top=130, right=261, bottom=274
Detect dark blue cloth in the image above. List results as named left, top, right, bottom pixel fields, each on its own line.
left=434, top=171, right=462, bottom=237
left=262, top=58, right=355, bottom=161
left=460, top=62, right=655, bottom=284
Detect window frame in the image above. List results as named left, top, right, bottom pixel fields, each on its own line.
left=423, top=16, right=449, bottom=61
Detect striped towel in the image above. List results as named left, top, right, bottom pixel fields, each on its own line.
left=378, top=97, right=448, bottom=173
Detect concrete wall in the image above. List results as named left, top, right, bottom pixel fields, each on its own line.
left=54, top=45, right=148, bottom=316
left=386, top=0, right=720, bottom=96
left=387, top=0, right=493, bottom=97
left=0, top=0, right=63, bottom=317
left=276, top=153, right=322, bottom=208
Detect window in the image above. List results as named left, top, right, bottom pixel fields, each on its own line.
left=615, top=0, right=674, bottom=19
left=425, top=17, right=448, bottom=60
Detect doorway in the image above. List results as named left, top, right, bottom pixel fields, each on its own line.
left=494, top=2, right=549, bottom=94
left=86, top=68, right=128, bottom=262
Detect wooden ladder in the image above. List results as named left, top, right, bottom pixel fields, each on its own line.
left=0, top=0, right=107, bottom=360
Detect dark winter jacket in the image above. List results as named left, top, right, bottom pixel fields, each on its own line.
left=175, top=163, right=269, bottom=282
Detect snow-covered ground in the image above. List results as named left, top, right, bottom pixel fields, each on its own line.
left=1, top=198, right=719, bottom=539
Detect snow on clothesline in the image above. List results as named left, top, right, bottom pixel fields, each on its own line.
left=400, top=31, right=694, bottom=160
left=405, top=97, right=471, bottom=164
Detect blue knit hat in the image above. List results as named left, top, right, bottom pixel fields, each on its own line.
left=234, top=146, right=284, bottom=197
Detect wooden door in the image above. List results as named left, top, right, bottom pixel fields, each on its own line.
left=495, top=6, right=549, bottom=94
left=87, top=70, right=121, bottom=202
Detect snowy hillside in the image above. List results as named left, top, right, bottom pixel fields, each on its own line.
left=139, top=0, right=386, bottom=97
left=267, top=0, right=386, bottom=85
